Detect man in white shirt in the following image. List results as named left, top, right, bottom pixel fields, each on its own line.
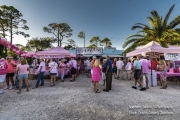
left=116, top=57, right=124, bottom=79
left=49, top=59, right=58, bottom=87
left=35, top=59, right=46, bottom=88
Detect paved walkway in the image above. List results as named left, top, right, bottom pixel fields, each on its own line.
left=0, top=74, right=180, bottom=120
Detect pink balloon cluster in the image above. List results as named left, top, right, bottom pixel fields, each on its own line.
left=21, top=52, right=35, bottom=58
left=0, top=38, right=35, bottom=58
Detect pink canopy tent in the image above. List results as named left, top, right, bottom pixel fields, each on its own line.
left=35, top=46, right=76, bottom=58
left=126, top=41, right=180, bottom=57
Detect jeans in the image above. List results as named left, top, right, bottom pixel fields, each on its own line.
left=61, top=73, right=64, bottom=80
left=36, top=72, right=45, bottom=87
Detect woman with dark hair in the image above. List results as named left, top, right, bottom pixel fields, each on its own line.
left=112, top=58, right=117, bottom=79
left=16, top=59, right=30, bottom=94
left=158, top=56, right=167, bottom=89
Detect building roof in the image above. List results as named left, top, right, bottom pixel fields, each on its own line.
left=67, top=47, right=124, bottom=56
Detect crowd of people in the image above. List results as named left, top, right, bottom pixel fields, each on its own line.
left=0, top=54, right=176, bottom=94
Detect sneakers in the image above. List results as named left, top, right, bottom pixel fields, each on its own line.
left=140, top=87, right=146, bottom=91
left=4, top=86, right=9, bottom=90
left=9, top=86, right=15, bottom=90
left=132, top=86, right=137, bottom=89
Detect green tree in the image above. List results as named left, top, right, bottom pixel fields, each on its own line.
left=7, top=49, right=18, bottom=59
left=64, top=45, right=74, bottom=50
left=87, top=44, right=97, bottom=48
left=0, top=9, right=8, bottom=57
left=123, top=4, right=180, bottom=53
left=25, top=37, right=55, bottom=52
left=90, top=36, right=101, bottom=47
left=0, top=5, right=30, bottom=43
left=63, top=39, right=77, bottom=50
left=100, top=37, right=112, bottom=47
left=43, top=23, right=73, bottom=47
left=78, top=31, right=85, bottom=47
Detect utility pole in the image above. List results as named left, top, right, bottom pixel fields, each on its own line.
left=84, top=31, right=85, bottom=48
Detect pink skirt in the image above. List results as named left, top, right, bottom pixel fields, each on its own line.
left=92, top=67, right=101, bottom=82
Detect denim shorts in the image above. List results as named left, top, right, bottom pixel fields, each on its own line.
left=50, top=73, right=57, bottom=76
left=0, top=75, right=6, bottom=82
left=18, top=74, right=28, bottom=79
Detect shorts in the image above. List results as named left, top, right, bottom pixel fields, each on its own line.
left=113, top=66, right=117, bottom=73
left=0, top=75, right=6, bottom=82
left=134, top=69, right=141, bottom=80
left=141, top=73, right=148, bottom=78
left=18, top=74, right=28, bottom=79
left=50, top=73, right=57, bottom=76
left=71, top=67, right=77, bottom=75
left=6, top=73, right=15, bottom=78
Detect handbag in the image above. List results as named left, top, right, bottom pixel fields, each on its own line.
left=49, top=62, right=56, bottom=74
left=34, top=69, right=39, bottom=75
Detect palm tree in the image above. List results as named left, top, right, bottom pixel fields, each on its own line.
left=100, top=37, right=112, bottom=47
left=90, top=36, right=101, bottom=47
left=123, top=4, right=180, bottom=53
left=87, top=44, right=97, bottom=48
left=78, top=31, right=85, bottom=47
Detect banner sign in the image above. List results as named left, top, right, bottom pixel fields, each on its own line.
left=76, top=47, right=103, bottom=55
left=36, top=55, right=65, bottom=58
left=164, top=53, right=180, bottom=61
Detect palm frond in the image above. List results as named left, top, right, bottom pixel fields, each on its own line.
left=163, top=4, right=175, bottom=28
left=168, top=16, right=180, bottom=28
left=126, top=34, right=144, bottom=40
left=131, top=25, right=144, bottom=30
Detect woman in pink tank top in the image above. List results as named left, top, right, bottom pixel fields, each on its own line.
left=16, top=59, right=30, bottom=94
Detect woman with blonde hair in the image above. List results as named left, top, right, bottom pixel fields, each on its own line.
left=92, top=59, right=101, bottom=93
left=158, top=56, right=167, bottom=89
left=16, top=58, right=30, bottom=94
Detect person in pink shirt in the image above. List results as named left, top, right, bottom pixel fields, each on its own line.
left=92, top=59, right=101, bottom=93
left=0, top=58, right=8, bottom=94
left=139, top=56, right=151, bottom=89
left=69, top=57, right=77, bottom=82
left=5, top=56, right=17, bottom=90
left=59, top=59, right=66, bottom=82
left=16, top=58, right=30, bottom=94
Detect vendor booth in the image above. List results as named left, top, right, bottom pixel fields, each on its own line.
left=34, top=47, right=76, bottom=77
left=126, top=41, right=180, bottom=87
left=35, top=46, right=76, bottom=58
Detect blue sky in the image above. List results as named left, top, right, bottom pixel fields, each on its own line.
left=1, top=0, right=180, bottom=50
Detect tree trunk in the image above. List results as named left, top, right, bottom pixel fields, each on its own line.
left=58, top=40, right=59, bottom=46
left=60, top=40, right=62, bottom=47
left=10, top=19, right=13, bottom=43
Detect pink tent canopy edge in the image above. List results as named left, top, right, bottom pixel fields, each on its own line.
left=126, top=41, right=180, bottom=57
left=35, top=46, right=71, bottom=56
left=35, top=46, right=76, bottom=58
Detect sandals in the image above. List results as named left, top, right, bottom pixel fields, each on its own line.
left=17, top=91, right=21, bottom=94
left=26, top=89, right=29, bottom=92
left=95, top=90, right=100, bottom=93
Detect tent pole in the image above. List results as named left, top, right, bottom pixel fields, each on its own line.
left=151, top=52, right=153, bottom=87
